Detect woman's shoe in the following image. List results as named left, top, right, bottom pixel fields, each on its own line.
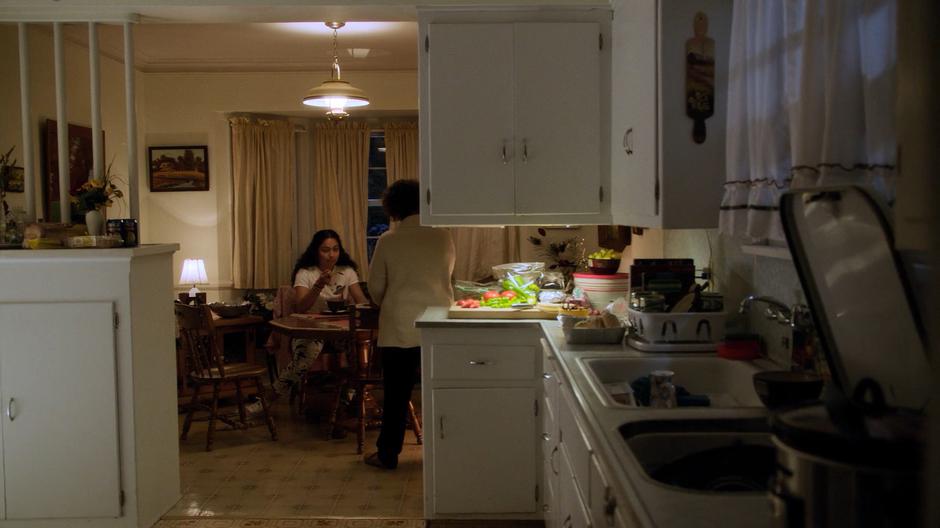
left=364, top=451, right=396, bottom=470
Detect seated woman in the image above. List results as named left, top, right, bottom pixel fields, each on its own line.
left=250, top=229, right=368, bottom=412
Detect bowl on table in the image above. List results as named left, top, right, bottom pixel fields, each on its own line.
left=753, top=371, right=824, bottom=409
left=326, top=300, right=348, bottom=313
left=588, top=258, right=622, bottom=275
left=208, top=302, right=252, bottom=319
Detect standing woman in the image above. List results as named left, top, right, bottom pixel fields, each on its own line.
left=365, top=179, right=455, bottom=469
left=251, top=229, right=368, bottom=412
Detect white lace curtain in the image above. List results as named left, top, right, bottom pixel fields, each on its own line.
left=229, top=116, right=296, bottom=288
left=720, top=0, right=897, bottom=241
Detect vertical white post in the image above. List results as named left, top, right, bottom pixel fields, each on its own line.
left=53, top=22, right=70, bottom=224
left=89, top=22, right=103, bottom=183
left=17, top=23, right=35, bottom=222
left=124, top=22, right=139, bottom=219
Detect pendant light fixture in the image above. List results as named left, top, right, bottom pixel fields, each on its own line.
left=302, top=21, right=370, bottom=120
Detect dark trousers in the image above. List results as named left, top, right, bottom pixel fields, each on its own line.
left=376, top=346, right=420, bottom=467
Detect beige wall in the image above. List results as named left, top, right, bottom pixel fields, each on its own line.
left=0, top=24, right=130, bottom=223
left=139, top=71, right=417, bottom=300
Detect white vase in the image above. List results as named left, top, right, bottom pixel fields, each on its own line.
left=85, top=209, right=104, bottom=236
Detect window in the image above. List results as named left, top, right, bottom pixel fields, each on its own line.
left=366, top=131, right=388, bottom=261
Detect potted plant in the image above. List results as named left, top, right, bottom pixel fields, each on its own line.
left=70, top=161, right=124, bottom=236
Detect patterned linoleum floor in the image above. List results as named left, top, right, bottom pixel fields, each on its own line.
left=161, top=396, right=424, bottom=521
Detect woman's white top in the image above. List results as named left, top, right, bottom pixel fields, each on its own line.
left=294, top=265, right=360, bottom=313
left=369, top=215, right=455, bottom=347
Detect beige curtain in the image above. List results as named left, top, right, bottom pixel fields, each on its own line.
left=382, top=120, right=520, bottom=281
left=450, top=227, right=522, bottom=282
left=312, top=121, right=370, bottom=279
left=384, top=121, right=419, bottom=183
left=230, top=116, right=296, bottom=288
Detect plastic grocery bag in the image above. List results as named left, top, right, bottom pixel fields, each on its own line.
left=454, top=279, right=500, bottom=301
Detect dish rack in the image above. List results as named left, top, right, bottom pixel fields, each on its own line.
left=625, top=308, right=726, bottom=352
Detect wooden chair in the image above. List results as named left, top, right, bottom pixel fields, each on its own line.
left=176, top=303, right=278, bottom=451
left=327, top=305, right=423, bottom=453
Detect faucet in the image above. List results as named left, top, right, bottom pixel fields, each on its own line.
left=740, top=295, right=818, bottom=370
left=738, top=295, right=792, bottom=323
left=738, top=295, right=813, bottom=332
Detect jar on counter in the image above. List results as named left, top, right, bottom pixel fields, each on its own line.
left=697, top=292, right=724, bottom=312
left=630, top=291, right=666, bottom=312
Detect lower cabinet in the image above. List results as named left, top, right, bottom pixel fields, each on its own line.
left=541, top=339, right=639, bottom=528
left=421, top=327, right=542, bottom=519
left=0, top=302, right=121, bottom=520
left=432, top=387, right=537, bottom=513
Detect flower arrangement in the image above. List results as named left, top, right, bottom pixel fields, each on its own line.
left=527, top=228, right=586, bottom=288
left=70, top=161, right=124, bottom=213
left=0, top=146, right=17, bottom=237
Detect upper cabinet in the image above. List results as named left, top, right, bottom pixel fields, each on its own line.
left=609, top=0, right=732, bottom=228
left=419, top=10, right=611, bottom=226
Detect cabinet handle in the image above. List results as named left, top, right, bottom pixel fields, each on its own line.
left=542, top=372, right=552, bottom=380
left=6, top=397, right=15, bottom=421
left=468, top=360, right=488, bottom=366
left=522, top=139, right=528, bottom=163
left=550, top=446, right=559, bottom=475
left=439, top=416, right=445, bottom=439
left=604, top=489, right=617, bottom=527
left=562, top=514, right=572, bottom=528
left=542, top=432, right=551, bottom=441
left=623, top=128, right=634, bottom=155
left=501, top=140, right=509, bottom=164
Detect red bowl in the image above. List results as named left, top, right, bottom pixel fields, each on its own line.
left=588, top=258, right=621, bottom=275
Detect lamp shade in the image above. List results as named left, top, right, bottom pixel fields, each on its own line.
left=179, top=259, right=208, bottom=285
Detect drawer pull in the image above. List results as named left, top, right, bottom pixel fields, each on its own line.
left=6, top=397, right=15, bottom=421
left=542, top=432, right=551, bottom=441
left=542, top=372, right=552, bottom=380
left=439, top=416, right=445, bottom=439
left=467, top=360, right=489, bottom=366
left=550, top=446, right=559, bottom=476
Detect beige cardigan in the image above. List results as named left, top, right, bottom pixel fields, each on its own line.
left=368, top=215, right=455, bottom=347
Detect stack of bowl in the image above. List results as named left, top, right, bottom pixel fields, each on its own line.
left=573, top=271, right=630, bottom=310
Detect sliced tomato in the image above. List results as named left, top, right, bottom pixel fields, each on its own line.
left=456, top=299, right=469, bottom=308
left=482, top=290, right=502, bottom=301
left=500, top=290, right=517, bottom=299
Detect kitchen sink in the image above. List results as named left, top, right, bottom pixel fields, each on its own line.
left=620, top=418, right=775, bottom=493
left=579, top=356, right=764, bottom=408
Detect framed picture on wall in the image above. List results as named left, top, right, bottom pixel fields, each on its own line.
left=2, top=166, right=23, bottom=193
left=42, top=119, right=102, bottom=222
left=148, top=146, right=209, bottom=192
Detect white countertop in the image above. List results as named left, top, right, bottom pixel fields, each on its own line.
left=416, top=307, right=775, bottom=528
left=0, top=243, right=179, bottom=259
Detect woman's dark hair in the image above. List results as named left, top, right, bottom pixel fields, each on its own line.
left=382, top=179, right=420, bottom=221
left=291, top=229, right=358, bottom=282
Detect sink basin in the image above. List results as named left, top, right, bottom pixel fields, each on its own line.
left=620, top=418, right=775, bottom=493
left=579, top=356, right=764, bottom=408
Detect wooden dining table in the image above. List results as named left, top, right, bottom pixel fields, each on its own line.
left=267, top=311, right=375, bottom=374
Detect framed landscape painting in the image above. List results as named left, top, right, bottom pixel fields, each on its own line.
left=148, top=146, right=209, bottom=192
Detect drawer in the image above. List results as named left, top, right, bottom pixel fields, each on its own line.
left=559, top=384, right=593, bottom=505
left=431, top=343, right=537, bottom=380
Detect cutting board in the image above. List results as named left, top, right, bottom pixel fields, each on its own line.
left=447, top=305, right=557, bottom=320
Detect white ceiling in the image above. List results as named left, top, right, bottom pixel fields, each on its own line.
left=59, top=20, right=418, bottom=73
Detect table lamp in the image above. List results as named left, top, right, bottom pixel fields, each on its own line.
left=179, top=258, right=208, bottom=304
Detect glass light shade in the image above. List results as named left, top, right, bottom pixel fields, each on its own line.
left=179, top=259, right=209, bottom=296
left=302, top=80, right=370, bottom=108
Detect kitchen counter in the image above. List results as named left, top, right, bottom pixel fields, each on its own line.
left=416, top=307, right=775, bottom=527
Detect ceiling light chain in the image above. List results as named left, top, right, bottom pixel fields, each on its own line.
left=302, top=21, right=369, bottom=120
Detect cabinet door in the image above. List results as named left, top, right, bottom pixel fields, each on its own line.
left=432, top=387, right=536, bottom=514
left=515, top=23, right=601, bottom=216
left=427, top=23, right=515, bottom=216
left=0, top=302, right=121, bottom=519
left=610, top=0, right=659, bottom=225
